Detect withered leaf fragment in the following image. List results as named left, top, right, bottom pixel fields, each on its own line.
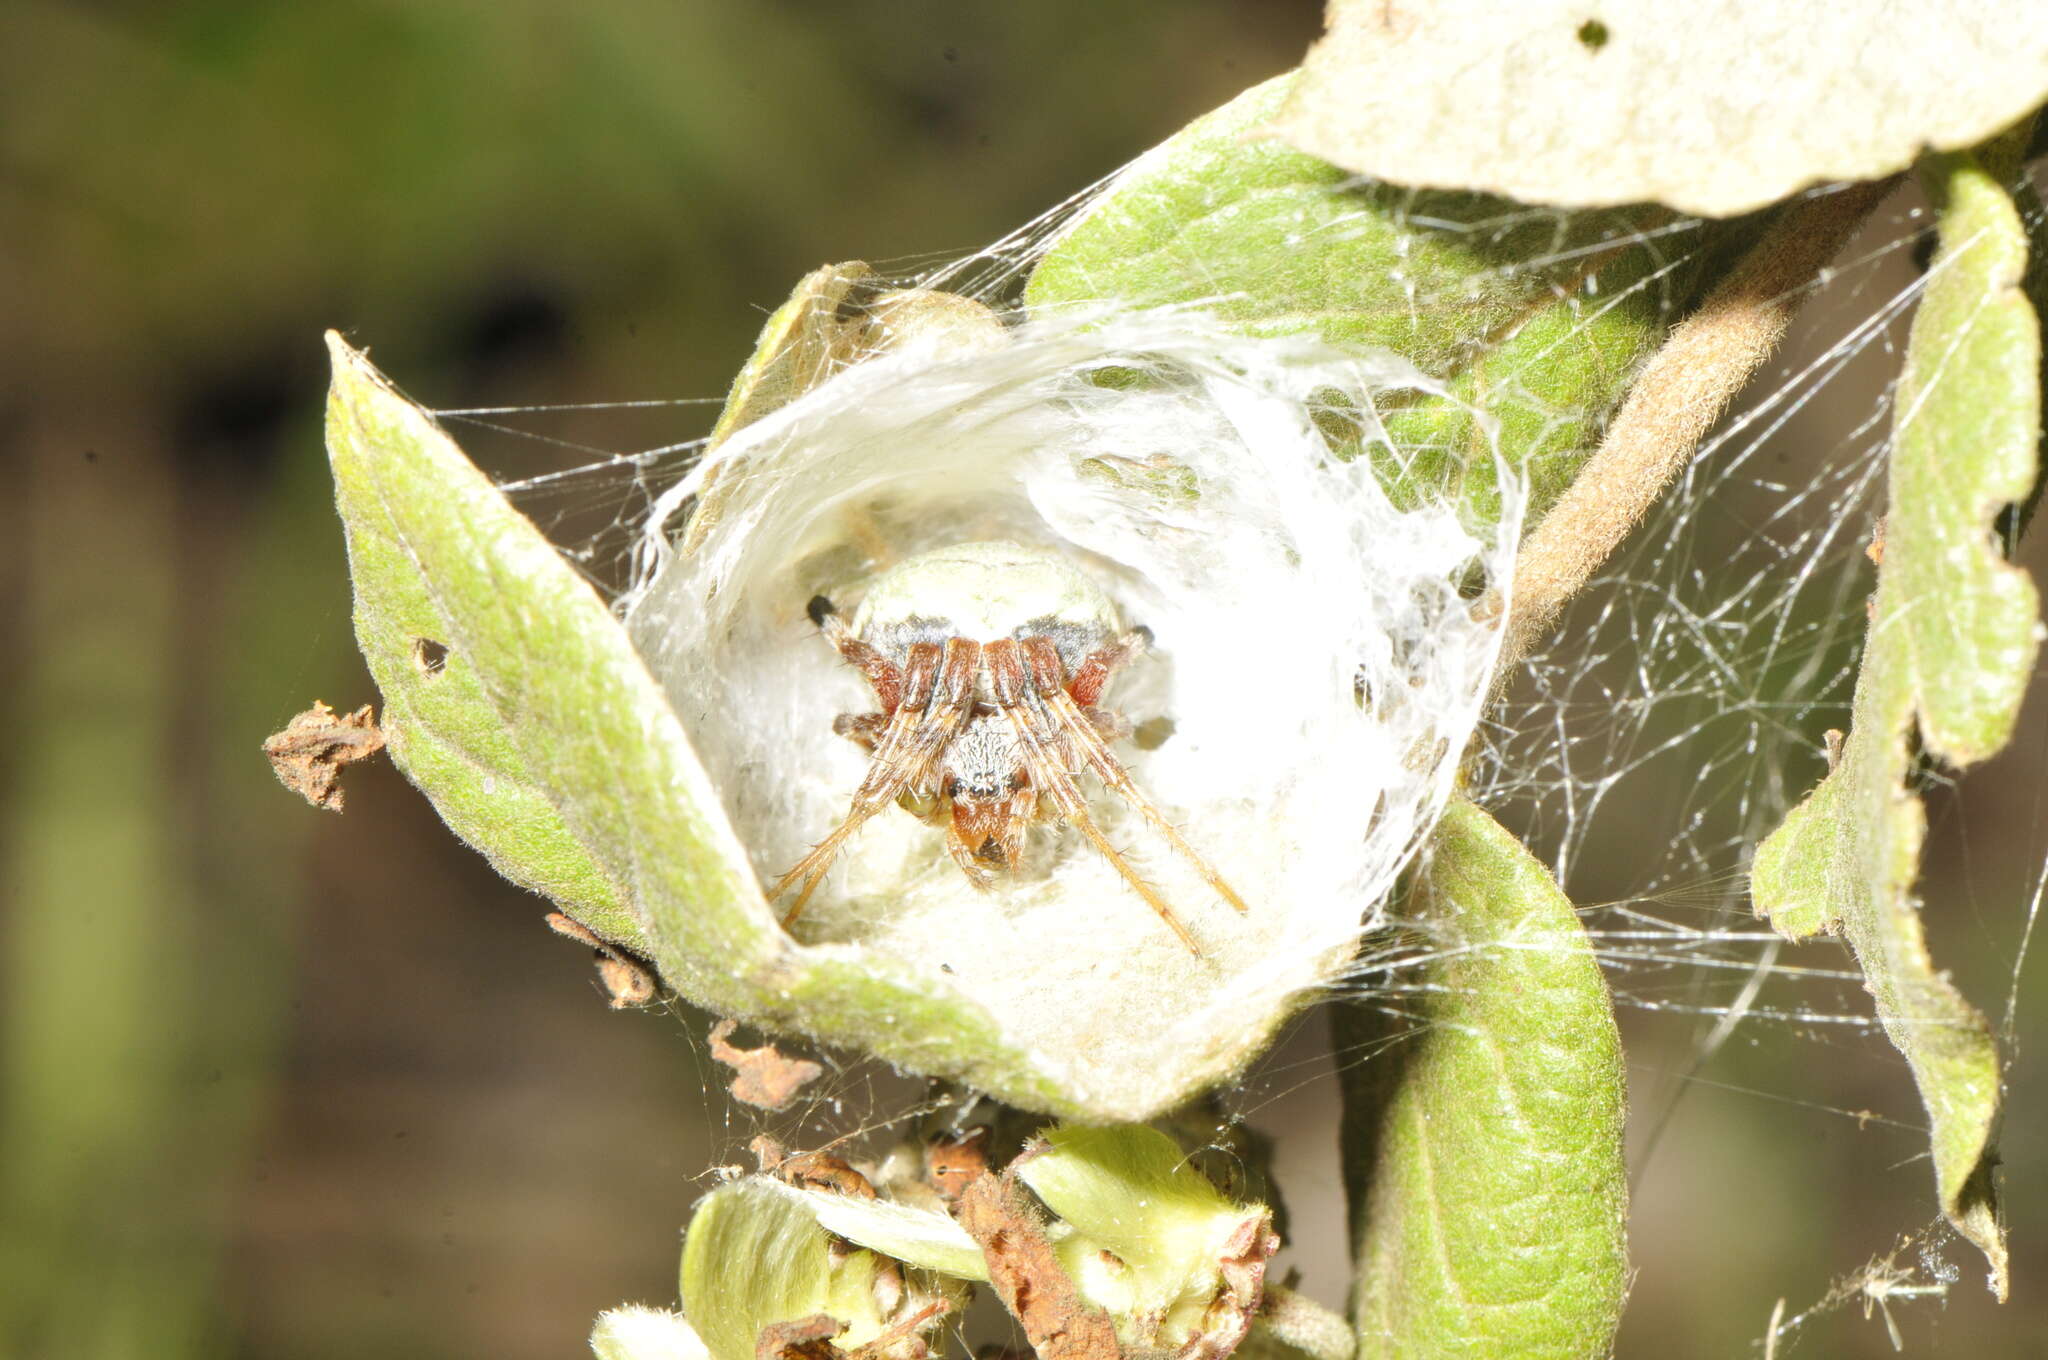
left=752, top=1135, right=878, bottom=1199
left=1179, top=1212, right=1279, bottom=1360
left=262, top=700, right=385, bottom=811
left=756, top=1314, right=846, bottom=1360
left=711, top=1018, right=827, bottom=1110
left=923, top=1128, right=991, bottom=1202
left=545, top=912, right=660, bottom=1008
left=957, top=1172, right=1122, bottom=1360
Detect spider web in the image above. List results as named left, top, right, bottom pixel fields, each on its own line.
left=428, top=165, right=2047, bottom=1359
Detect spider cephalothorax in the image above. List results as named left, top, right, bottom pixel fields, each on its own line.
left=773, top=540, right=1246, bottom=953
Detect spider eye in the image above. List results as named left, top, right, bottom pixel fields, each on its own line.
left=944, top=777, right=961, bottom=799
left=1008, top=771, right=1027, bottom=792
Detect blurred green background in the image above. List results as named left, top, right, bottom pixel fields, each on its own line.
left=2, top=3, right=2043, bottom=1357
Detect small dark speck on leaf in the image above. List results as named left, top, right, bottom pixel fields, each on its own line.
left=1577, top=18, right=1610, bottom=50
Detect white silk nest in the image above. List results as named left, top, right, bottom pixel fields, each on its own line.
left=624, top=307, right=1518, bottom=1111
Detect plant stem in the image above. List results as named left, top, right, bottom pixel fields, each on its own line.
left=1501, top=177, right=1896, bottom=665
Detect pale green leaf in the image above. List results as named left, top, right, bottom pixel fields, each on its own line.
left=1338, top=799, right=1627, bottom=1359
left=709, top=262, right=878, bottom=447
left=327, top=336, right=644, bottom=947
left=769, top=1182, right=989, bottom=1283
left=679, top=1181, right=889, bottom=1360
left=1024, top=74, right=1697, bottom=527
left=326, top=334, right=1101, bottom=1118
left=1016, top=1125, right=1236, bottom=1278
left=591, top=1308, right=710, bottom=1360
left=1751, top=146, right=2039, bottom=1297
left=1272, top=0, right=2048, bottom=217
left=1746, top=771, right=1843, bottom=940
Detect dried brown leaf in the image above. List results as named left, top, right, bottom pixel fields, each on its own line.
left=262, top=700, right=385, bottom=811
left=711, top=1018, right=828, bottom=1111
left=756, top=1314, right=845, bottom=1360
left=544, top=911, right=661, bottom=1009
left=922, top=1128, right=991, bottom=1203
left=956, top=1172, right=1121, bottom=1360
left=751, top=1134, right=879, bottom=1200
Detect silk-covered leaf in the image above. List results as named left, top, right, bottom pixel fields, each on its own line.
left=1024, top=74, right=1700, bottom=528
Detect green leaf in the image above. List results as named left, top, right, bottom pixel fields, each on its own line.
left=327, top=335, right=646, bottom=948
left=1337, top=799, right=1627, bottom=1359
left=773, top=1182, right=989, bottom=1283
left=326, top=334, right=1105, bottom=1118
left=1023, top=74, right=1698, bottom=527
left=679, top=1180, right=920, bottom=1360
left=590, top=1308, right=709, bottom=1360
left=1016, top=1125, right=1237, bottom=1291
left=1745, top=772, right=1843, bottom=940
left=1751, top=146, right=2039, bottom=1297
left=1017, top=1124, right=1263, bottom=1343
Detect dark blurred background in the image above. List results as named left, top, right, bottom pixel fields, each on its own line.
left=2, top=4, right=2043, bottom=1358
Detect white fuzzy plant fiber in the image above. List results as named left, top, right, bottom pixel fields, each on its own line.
left=626, top=309, right=1518, bottom=1110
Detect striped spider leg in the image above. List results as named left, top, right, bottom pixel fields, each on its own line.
left=775, top=552, right=1247, bottom=954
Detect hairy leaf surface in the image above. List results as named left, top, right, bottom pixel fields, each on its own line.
left=1024, top=74, right=1693, bottom=527
left=1338, top=799, right=1627, bottom=1359
left=1751, top=146, right=2041, bottom=1296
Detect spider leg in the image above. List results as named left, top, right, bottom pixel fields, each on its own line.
left=986, top=639, right=1203, bottom=955
left=1021, top=636, right=1249, bottom=917
left=810, top=594, right=904, bottom=713
left=1086, top=709, right=1132, bottom=743
left=776, top=639, right=979, bottom=927
left=1066, top=626, right=1150, bottom=709
left=831, top=712, right=891, bottom=753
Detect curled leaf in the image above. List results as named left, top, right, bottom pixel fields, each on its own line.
left=1752, top=144, right=2039, bottom=1297
left=1338, top=799, right=1628, bottom=1358
left=679, top=1179, right=960, bottom=1360
left=261, top=700, right=384, bottom=811
left=957, top=1171, right=1121, bottom=1360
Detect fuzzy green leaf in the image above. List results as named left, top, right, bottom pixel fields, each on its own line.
left=773, top=1182, right=989, bottom=1283
left=1338, top=799, right=1627, bottom=1359
left=326, top=334, right=1127, bottom=1118
left=680, top=1180, right=906, bottom=1360
left=590, top=1308, right=709, bottom=1360
left=1023, top=74, right=1698, bottom=526
left=1746, top=772, right=1843, bottom=940
left=327, top=335, right=646, bottom=948
left=1017, top=1125, right=1249, bottom=1323
left=1751, top=147, right=2039, bottom=1297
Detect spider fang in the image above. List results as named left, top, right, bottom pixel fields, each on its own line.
left=773, top=541, right=1246, bottom=954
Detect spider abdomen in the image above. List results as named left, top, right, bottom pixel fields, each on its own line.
left=851, top=540, right=1120, bottom=676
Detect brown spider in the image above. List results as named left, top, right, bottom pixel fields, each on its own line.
left=773, top=541, right=1248, bottom=953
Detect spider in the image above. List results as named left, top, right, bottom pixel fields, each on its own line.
left=772, top=540, right=1247, bottom=953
